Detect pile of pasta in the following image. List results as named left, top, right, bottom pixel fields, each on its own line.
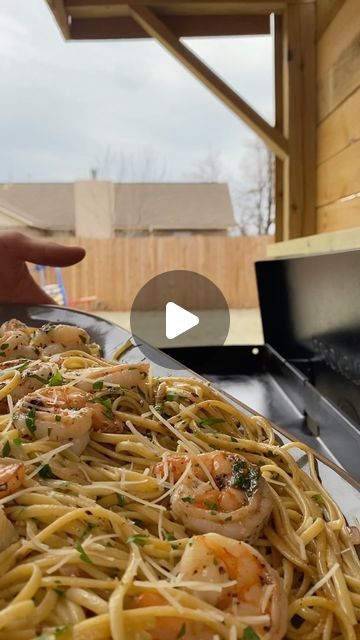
left=0, top=319, right=359, bottom=640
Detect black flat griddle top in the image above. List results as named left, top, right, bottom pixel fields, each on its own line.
left=164, top=345, right=360, bottom=481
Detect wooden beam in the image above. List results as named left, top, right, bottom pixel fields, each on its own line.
left=70, top=14, right=270, bottom=39
left=274, top=14, right=285, bottom=241
left=65, top=0, right=286, bottom=14
left=284, top=1, right=317, bottom=238
left=46, top=0, right=70, bottom=39
left=130, top=6, right=289, bottom=160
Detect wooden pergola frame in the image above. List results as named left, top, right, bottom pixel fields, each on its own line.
left=47, top=0, right=317, bottom=240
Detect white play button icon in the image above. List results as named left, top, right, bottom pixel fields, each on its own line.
left=165, top=302, right=199, bottom=340
left=130, top=270, right=230, bottom=368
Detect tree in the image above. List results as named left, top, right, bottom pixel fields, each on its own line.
left=94, top=147, right=167, bottom=182
left=233, top=139, right=275, bottom=236
left=186, top=149, right=225, bottom=183
left=186, top=142, right=275, bottom=235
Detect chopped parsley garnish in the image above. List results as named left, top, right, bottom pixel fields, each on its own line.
left=92, top=380, right=104, bottom=390
left=116, top=493, right=125, bottom=507
left=79, top=523, right=96, bottom=542
left=243, top=627, right=260, bottom=640
left=49, top=371, right=65, bottom=387
left=166, top=393, right=177, bottom=402
left=75, top=541, right=92, bottom=563
left=12, top=437, right=23, bottom=446
left=55, top=415, right=61, bottom=422
left=25, top=407, right=36, bottom=434
left=2, top=440, right=10, bottom=457
left=93, top=397, right=113, bottom=420
left=41, top=323, right=56, bottom=333
left=165, top=532, right=175, bottom=541
left=176, top=623, right=186, bottom=639
left=197, top=418, right=224, bottom=427
left=27, top=373, right=49, bottom=384
left=204, top=500, right=219, bottom=512
left=224, top=515, right=233, bottom=521
left=13, top=360, right=31, bottom=372
left=0, top=343, right=9, bottom=351
left=127, top=533, right=149, bottom=547
left=312, top=494, right=325, bottom=507
left=55, top=626, right=70, bottom=638
left=35, top=626, right=70, bottom=640
left=39, top=464, right=57, bottom=479
left=181, top=496, right=195, bottom=504
left=231, top=460, right=260, bottom=497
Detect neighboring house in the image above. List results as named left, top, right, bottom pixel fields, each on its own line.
left=0, top=181, right=236, bottom=238
left=0, top=184, right=74, bottom=236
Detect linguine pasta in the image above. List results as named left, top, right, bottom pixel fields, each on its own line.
left=0, top=319, right=358, bottom=640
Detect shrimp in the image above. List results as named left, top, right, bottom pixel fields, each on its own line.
left=73, top=362, right=149, bottom=393
left=0, top=319, right=30, bottom=336
left=31, top=323, right=92, bottom=356
left=13, top=386, right=124, bottom=453
left=13, top=386, right=93, bottom=455
left=0, top=462, right=25, bottom=499
left=177, top=533, right=287, bottom=640
left=0, top=358, right=59, bottom=403
left=154, top=451, right=272, bottom=542
left=0, top=331, right=39, bottom=362
left=132, top=592, right=213, bottom=640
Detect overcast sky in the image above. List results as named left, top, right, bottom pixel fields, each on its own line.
left=0, top=0, right=274, bottom=183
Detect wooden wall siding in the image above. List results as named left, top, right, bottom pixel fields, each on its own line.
left=317, top=88, right=360, bottom=165
left=316, top=0, right=360, bottom=233
left=34, top=236, right=273, bottom=311
left=317, top=140, right=360, bottom=207
left=317, top=198, right=360, bottom=233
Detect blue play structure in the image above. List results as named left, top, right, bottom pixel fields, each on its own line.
left=33, top=265, right=68, bottom=305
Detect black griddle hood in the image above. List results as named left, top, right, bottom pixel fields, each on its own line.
left=164, top=249, right=360, bottom=481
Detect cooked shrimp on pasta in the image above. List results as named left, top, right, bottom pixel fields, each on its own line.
left=0, top=318, right=357, bottom=640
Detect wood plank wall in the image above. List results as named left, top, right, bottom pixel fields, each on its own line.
left=316, top=0, right=360, bottom=232
left=34, top=235, right=273, bottom=310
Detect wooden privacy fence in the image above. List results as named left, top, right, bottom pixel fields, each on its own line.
left=35, top=236, right=273, bottom=310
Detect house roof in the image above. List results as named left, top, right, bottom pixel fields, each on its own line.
left=0, top=197, right=42, bottom=229
left=0, top=183, right=74, bottom=231
left=114, top=182, right=235, bottom=230
left=0, top=181, right=235, bottom=232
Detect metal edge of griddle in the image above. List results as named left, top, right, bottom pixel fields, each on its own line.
left=172, top=353, right=360, bottom=495
left=265, top=344, right=360, bottom=478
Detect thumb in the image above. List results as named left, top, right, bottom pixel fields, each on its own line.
left=9, top=234, right=86, bottom=267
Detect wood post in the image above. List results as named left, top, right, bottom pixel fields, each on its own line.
left=274, top=14, right=285, bottom=241
left=284, top=1, right=317, bottom=238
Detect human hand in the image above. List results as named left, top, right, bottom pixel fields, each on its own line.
left=0, top=232, right=85, bottom=304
